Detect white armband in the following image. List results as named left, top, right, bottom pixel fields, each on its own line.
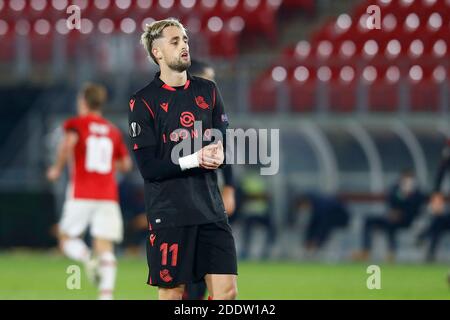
left=179, top=152, right=200, bottom=171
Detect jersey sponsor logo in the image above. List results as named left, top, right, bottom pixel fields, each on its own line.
left=180, top=111, right=195, bottom=128
left=204, top=128, right=212, bottom=140
left=160, top=102, right=169, bottom=112
left=169, top=129, right=199, bottom=142
left=129, top=98, right=135, bottom=111
left=160, top=269, right=173, bottom=283
left=129, top=122, right=142, bottom=138
left=168, top=121, right=212, bottom=143
left=195, top=96, right=209, bottom=109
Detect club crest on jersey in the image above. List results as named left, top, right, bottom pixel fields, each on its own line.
left=195, top=96, right=209, bottom=109
left=129, top=122, right=142, bottom=138
left=160, top=269, right=173, bottom=283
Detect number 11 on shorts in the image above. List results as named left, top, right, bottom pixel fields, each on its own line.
left=160, top=243, right=178, bottom=267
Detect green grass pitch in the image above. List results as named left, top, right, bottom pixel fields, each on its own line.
left=0, top=251, right=449, bottom=299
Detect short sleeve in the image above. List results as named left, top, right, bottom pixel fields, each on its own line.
left=128, top=96, right=158, bottom=150
left=114, top=129, right=130, bottom=160
left=63, top=117, right=79, bottom=133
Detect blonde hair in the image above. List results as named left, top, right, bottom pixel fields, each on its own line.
left=141, top=18, right=187, bottom=65
left=79, top=82, right=107, bottom=111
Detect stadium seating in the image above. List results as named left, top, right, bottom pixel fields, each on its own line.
left=0, top=0, right=317, bottom=61
left=0, top=20, right=15, bottom=61
left=252, top=0, right=450, bottom=112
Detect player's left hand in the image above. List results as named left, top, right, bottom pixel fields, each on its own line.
left=214, top=140, right=224, bottom=164
left=46, top=166, right=61, bottom=182
left=199, top=141, right=224, bottom=169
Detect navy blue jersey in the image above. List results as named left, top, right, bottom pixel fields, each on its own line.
left=128, top=72, right=229, bottom=230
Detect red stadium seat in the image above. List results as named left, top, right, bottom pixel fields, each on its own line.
left=202, top=16, right=241, bottom=58
left=328, top=64, right=358, bottom=112
left=408, top=62, right=440, bottom=112
left=30, top=19, right=54, bottom=63
left=281, top=0, right=314, bottom=11
left=250, top=68, right=282, bottom=112
left=253, top=0, right=449, bottom=113
left=3, top=0, right=30, bottom=23
left=289, top=63, right=317, bottom=112
left=367, top=63, right=399, bottom=112
left=1, top=0, right=297, bottom=62
left=0, top=20, right=15, bottom=62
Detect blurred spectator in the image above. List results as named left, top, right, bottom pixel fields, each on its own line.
left=353, top=170, right=427, bottom=262
left=417, top=143, right=450, bottom=262
left=295, top=192, right=349, bottom=253
left=416, top=212, right=450, bottom=262
left=239, top=168, right=274, bottom=260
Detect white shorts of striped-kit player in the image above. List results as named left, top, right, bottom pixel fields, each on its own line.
left=59, top=200, right=123, bottom=243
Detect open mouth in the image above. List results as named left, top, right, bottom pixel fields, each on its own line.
left=181, top=52, right=189, bottom=59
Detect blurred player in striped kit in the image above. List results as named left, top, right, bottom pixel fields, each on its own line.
left=47, top=83, right=132, bottom=299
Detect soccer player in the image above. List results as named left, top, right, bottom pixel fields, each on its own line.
left=47, top=83, right=132, bottom=300
left=418, top=141, right=450, bottom=262
left=128, top=18, right=238, bottom=300
left=182, top=59, right=236, bottom=300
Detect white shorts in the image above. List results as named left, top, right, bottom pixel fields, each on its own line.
left=59, top=199, right=124, bottom=243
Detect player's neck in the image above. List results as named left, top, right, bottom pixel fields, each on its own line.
left=159, top=68, right=187, bottom=87
left=85, top=111, right=102, bottom=117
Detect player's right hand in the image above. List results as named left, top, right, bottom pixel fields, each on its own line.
left=198, top=141, right=224, bottom=169
left=46, top=166, right=61, bottom=182
left=429, top=193, right=445, bottom=215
